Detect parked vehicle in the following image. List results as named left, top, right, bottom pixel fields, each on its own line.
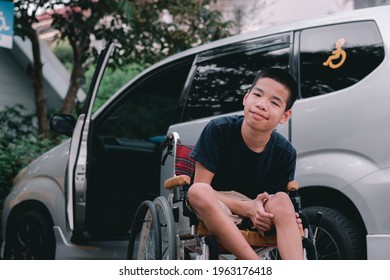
left=2, top=6, right=390, bottom=259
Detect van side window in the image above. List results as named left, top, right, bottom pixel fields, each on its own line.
left=96, top=60, right=192, bottom=140
left=183, top=35, right=291, bottom=121
left=300, top=21, right=384, bottom=98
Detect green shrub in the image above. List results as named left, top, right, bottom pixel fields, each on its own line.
left=0, top=105, right=58, bottom=241
left=52, top=39, right=73, bottom=71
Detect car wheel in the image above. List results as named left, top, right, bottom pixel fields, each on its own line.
left=4, top=210, right=55, bottom=260
left=301, top=206, right=365, bottom=260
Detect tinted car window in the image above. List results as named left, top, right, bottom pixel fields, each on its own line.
left=300, top=21, right=385, bottom=98
left=183, top=35, right=291, bottom=121
left=96, top=60, right=193, bottom=140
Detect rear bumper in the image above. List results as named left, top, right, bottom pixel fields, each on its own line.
left=367, top=234, right=390, bottom=259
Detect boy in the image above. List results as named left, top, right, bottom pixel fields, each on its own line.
left=188, top=68, right=302, bottom=260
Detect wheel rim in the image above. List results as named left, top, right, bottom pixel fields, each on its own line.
left=10, top=220, right=45, bottom=259
left=127, top=200, right=161, bottom=260
left=138, top=210, right=158, bottom=260
left=262, top=248, right=280, bottom=260
left=156, top=206, right=170, bottom=259
left=153, top=197, right=176, bottom=260
left=312, top=225, right=341, bottom=260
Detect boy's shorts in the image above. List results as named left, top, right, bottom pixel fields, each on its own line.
left=186, top=190, right=276, bottom=237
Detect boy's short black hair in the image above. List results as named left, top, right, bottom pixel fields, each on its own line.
left=250, top=68, right=298, bottom=111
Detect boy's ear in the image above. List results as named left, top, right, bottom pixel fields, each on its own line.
left=279, top=109, right=292, bottom=124
left=243, top=90, right=250, bottom=106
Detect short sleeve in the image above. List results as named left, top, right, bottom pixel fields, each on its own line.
left=190, top=119, right=223, bottom=174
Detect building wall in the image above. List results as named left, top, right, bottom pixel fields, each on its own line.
left=354, top=0, right=390, bottom=9
left=1, top=36, right=85, bottom=114
left=211, top=0, right=354, bottom=34
left=0, top=47, right=35, bottom=112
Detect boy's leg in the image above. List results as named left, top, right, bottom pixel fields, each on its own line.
left=264, top=192, right=303, bottom=260
left=188, top=182, right=260, bottom=260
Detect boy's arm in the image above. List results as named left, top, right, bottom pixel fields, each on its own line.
left=193, top=161, right=274, bottom=232
left=193, top=162, right=273, bottom=223
left=192, top=161, right=214, bottom=185
left=193, top=162, right=239, bottom=206
left=216, top=192, right=273, bottom=220
left=193, top=162, right=246, bottom=207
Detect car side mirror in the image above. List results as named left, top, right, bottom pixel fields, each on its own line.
left=49, top=113, right=76, bottom=137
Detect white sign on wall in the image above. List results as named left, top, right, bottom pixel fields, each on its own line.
left=0, top=1, right=14, bottom=49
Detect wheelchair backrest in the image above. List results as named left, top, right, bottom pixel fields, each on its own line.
left=161, top=132, right=196, bottom=179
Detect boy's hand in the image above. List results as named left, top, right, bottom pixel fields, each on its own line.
left=296, top=212, right=303, bottom=231
left=248, top=192, right=274, bottom=232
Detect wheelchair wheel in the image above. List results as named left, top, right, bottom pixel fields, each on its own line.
left=153, top=196, right=177, bottom=259
left=127, top=200, right=161, bottom=259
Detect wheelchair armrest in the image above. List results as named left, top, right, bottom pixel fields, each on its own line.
left=287, top=180, right=301, bottom=212
left=164, top=175, right=191, bottom=190
left=287, top=180, right=299, bottom=191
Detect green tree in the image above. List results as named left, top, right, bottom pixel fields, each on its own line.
left=51, top=0, right=233, bottom=114
left=50, top=0, right=129, bottom=115
left=13, top=0, right=54, bottom=138
left=12, top=0, right=233, bottom=130
left=124, top=0, right=233, bottom=64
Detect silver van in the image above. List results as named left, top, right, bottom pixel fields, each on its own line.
left=2, top=6, right=390, bottom=259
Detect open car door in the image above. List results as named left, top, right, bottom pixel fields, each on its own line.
left=66, top=43, right=115, bottom=234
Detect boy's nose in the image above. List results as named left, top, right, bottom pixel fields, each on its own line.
left=256, top=99, right=267, bottom=110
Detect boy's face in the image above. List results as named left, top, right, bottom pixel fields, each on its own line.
left=243, top=77, right=292, bottom=132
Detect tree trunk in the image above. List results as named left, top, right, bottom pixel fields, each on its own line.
left=60, top=44, right=85, bottom=115
left=29, top=30, right=49, bottom=139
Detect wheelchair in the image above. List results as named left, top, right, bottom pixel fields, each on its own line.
left=127, top=132, right=319, bottom=260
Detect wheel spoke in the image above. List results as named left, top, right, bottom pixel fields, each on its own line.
left=128, top=200, right=161, bottom=260
left=313, top=225, right=341, bottom=260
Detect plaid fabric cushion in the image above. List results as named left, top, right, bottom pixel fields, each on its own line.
left=175, top=140, right=195, bottom=177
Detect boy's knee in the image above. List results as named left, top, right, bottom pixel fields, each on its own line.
left=265, top=192, right=295, bottom=216
left=188, top=183, right=214, bottom=210
left=188, top=183, right=210, bottom=199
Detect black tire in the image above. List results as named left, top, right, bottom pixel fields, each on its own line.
left=127, top=200, right=161, bottom=259
left=301, top=206, right=365, bottom=259
left=4, top=210, right=55, bottom=260
left=153, top=196, right=177, bottom=260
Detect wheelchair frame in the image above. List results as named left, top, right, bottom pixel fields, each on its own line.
left=127, top=132, right=318, bottom=260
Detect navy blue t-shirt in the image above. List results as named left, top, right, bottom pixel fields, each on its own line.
left=190, top=115, right=296, bottom=199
